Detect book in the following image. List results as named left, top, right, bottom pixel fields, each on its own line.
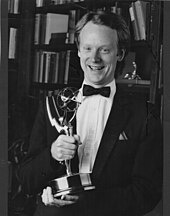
left=33, top=51, right=40, bottom=82
left=67, top=10, right=76, bottom=44
left=34, top=14, right=41, bottom=44
left=64, top=50, right=71, bottom=84
left=41, top=13, right=69, bottom=44
left=110, top=6, right=116, bottom=13
left=57, top=51, right=67, bottom=84
left=49, top=33, right=67, bottom=45
left=36, top=0, right=43, bottom=7
left=134, top=0, right=146, bottom=40
left=13, top=0, right=19, bottom=13
left=8, top=28, right=18, bottom=59
left=44, top=52, right=51, bottom=83
left=42, top=52, right=47, bottom=83
left=48, top=52, right=58, bottom=83
left=53, top=53, right=60, bottom=83
left=145, top=1, right=151, bottom=41
left=8, top=0, right=20, bottom=13
left=38, top=50, right=44, bottom=82
left=40, top=14, right=46, bottom=44
left=129, top=3, right=140, bottom=41
left=33, top=51, right=62, bottom=84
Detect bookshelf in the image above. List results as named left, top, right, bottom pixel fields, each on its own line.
left=8, top=0, right=163, bottom=142
left=8, top=0, right=163, bottom=150
left=8, top=1, right=21, bottom=117
left=30, top=0, right=163, bottom=105
left=8, top=0, right=36, bottom=145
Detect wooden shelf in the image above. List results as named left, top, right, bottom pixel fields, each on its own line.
left=36, top=2, right=87, bottom=14
left=8, top=13, right=21, bottom=18
left=35, top=0, right=133, bottom=14
left=32, top=82, right=81, bottom=90
left=116, top=79, right=150, bottom=86
left=130, top=40, right=153, bottom=52
left=34, top=42, right=152, bottom=53
left=8, top=59, right=18, bottom=70
left=116, top=79, right=150, bottom=94
left=34, top=44, right=77, bottom=52
left=32, top=79, right=150, bottom=93
left=8, top=13, right=21, bottom=27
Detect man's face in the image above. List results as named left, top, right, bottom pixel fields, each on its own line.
left=78, top=21, right=122, bottom=87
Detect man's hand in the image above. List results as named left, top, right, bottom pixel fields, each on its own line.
left=41, top=187, right=79, bottom=207
left=51, top=134, right=81, bottom=162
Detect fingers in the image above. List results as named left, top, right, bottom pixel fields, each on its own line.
left=64, top=194, right=79, bottom=202
left=42, top=187, right=54, bottom=206
left=73, top=135, right=82, bottom=145
left=41, top=187, right=79, bottom=207
left=57, top=135, right=78, bottom=151
left=51, top=135, right=78, bottom=161
left=59, top=135, right=77, bottom=145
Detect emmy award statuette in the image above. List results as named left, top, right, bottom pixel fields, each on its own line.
left=46, top=87, right=95, bottom=198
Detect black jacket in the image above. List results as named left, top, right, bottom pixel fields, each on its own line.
left=18, top=88, right=163, bottom=216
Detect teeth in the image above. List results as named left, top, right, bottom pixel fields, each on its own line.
left=89, top=66, right=104, bottom=70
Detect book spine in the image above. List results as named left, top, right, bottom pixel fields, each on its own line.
left=7, top=0, right=9, bottom=12
left=33, top=51, right=40, bottom=82
left=8, top=0, right=19, bottom=13
left=44, top=52, right=51, bottom=83
left=44, top=13, right=51, bottom=44
left=40, top=14, right=46, bottom=45
left=34, top=14, right=41, bottom=44
left=53, top=53, right=60, bottom=83
left=129, top=4, right=140, bottom=41
left=58, top=51, right=66, bottom=84
left=67, top=10, right=76, bottom=44
left=44, top=13, right=69, bottom=45
left=145, top=2, right=151, bottom=41
left=38, top=51, right=44, bottom=82
left=8, top=28, right=17, bottom=59
left=42, top=52, right=47, bottom=83
left=134, top=0, right=146, bottom=40
left=13, top=0, right=19, bottom=13
left=36, top=0, right=44, bottom=7
left=48, top=52, right=56, bottom=83
left=64, top=50, right=71, bottom=84
left=110, top=6, right=116, bottom=13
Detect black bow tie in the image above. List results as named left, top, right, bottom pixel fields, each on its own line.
left=83, top=84, right=111, bottom=97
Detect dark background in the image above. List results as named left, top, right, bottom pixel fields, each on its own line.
left=162, top=1, right=170, bottom=215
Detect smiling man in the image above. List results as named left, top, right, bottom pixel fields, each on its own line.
left=18, top=11, right=163, bottom=216
left=78, top=21, right=122, bottom=87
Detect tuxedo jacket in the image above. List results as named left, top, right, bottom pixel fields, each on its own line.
left=18, top=86, right=163, bottom=216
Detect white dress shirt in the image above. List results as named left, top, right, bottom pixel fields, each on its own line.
left=76, top=79, right=116, bottom=173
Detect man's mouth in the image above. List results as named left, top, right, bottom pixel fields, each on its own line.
left=88, top=65, right=105, bottom=71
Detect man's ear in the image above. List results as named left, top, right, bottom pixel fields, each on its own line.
left=117, top=49, right=125, bottom=62
left=78, top=50, right=80, bottom=58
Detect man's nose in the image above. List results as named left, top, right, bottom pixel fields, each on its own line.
left=90, top=50, right=101, bottom=62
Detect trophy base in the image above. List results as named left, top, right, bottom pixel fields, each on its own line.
left=49, top=173, right=95, bottom=198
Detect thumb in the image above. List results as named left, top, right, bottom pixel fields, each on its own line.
left=73, top=134, right=82, bottom=145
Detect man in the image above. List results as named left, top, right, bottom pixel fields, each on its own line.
left=18, top=11, right=162, bottom=216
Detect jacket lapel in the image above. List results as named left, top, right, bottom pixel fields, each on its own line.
left=92, top=90, right=132, bottom=182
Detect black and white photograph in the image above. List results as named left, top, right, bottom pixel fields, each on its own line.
left=1, top=0, right=170, bottom=215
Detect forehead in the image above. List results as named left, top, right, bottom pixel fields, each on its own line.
left=79, top=21, right=118, bottom=46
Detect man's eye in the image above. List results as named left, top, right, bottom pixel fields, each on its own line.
left=83, top=47, right=91, bottom=51
left=100, top=48, right=110, bottom=53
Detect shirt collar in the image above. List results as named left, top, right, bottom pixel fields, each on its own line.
left=76, top=79, right=116, bottom=103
